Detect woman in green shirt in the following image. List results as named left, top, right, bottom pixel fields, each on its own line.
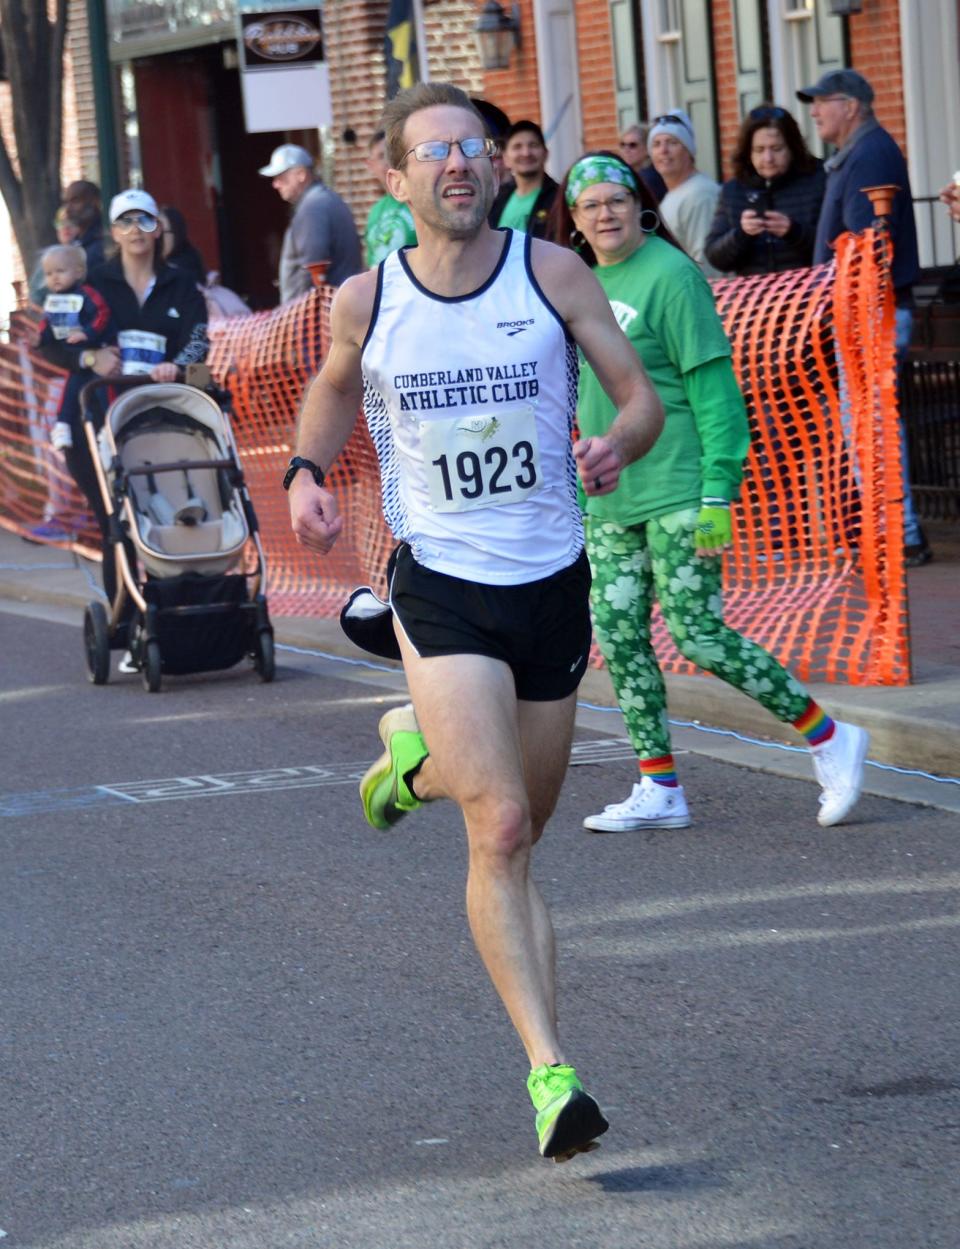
left=554, top=152, right=868, bottom=830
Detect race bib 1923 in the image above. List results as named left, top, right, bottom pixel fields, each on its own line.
left=421, top=404, right=542, bottom=513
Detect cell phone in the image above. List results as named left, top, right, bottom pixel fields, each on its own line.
left=746, top=189, right=773, bottom=214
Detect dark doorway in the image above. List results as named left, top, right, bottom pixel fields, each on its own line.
left=132, top=43, right=319, bottom=310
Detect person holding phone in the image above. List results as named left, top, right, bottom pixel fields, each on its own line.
left=705, top=105, right=825, bottom=276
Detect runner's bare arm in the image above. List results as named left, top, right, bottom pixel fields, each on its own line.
left=531, top=240, right=664, bottom=495
left=289, top=272, right=378, bottom=553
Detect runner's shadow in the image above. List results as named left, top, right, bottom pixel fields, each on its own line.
left=589, top=1161, right=725, bottom=1194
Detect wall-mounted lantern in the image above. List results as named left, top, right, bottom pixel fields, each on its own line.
left=473, top=0, right=521, bottom=72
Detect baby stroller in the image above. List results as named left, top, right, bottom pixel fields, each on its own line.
left=80, top=374, right=274, bottom=692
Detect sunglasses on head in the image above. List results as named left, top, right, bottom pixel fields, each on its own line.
left=749, top=106, right=787, bottom=122
left=652, top=114, right=686, bottom=127
left=114, top=211, right=159, bottom=234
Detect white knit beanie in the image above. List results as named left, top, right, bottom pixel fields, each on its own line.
left=648, top=108, right=696, bottom=158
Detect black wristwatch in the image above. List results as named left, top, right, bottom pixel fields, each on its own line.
left=282, top=456, right=326, bottom=491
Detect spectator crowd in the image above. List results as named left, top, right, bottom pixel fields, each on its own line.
left=22, top=67, right=948, bottom=576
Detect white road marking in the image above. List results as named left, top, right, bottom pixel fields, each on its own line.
left=2, top=741, right=637, bottom=818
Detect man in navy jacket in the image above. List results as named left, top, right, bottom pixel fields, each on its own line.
left=799, top=68, right=929, bottom=565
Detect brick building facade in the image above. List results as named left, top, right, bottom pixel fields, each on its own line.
left=2, top=0, right=955, bottom=317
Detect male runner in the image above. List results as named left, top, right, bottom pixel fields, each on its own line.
left=286, top=82, right=664, bottom=1161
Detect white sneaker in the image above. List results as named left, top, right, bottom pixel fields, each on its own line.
left=583, top=775, right=691, bottom=832
left=51, top=421, right=73, bottom=450
left=811, top=720, right=869, bottom=827
left=117, top=650, right=137, bottom=674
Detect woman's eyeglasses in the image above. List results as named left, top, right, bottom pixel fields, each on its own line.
left=114, top=212, right=159, bottom=235
left=574, top=192, right=635, bottom=220
left=748, top=106, right=787, bottom=123
left=401, top=137, right=498, bottom=164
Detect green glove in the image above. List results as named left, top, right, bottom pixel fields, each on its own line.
left=695, top=502, right=732, bottom=552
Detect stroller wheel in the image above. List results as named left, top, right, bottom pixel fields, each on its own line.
left=254, top=629, right=275, bottom=683
left=142, top=639, right=162, bottom=693
left=83, top=601, right=111, bottom=685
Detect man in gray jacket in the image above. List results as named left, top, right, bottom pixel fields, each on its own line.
left=260, top=144, right=362, bottom=302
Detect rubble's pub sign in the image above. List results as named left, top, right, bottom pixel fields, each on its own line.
left=237, top=0, right=331, bottom=130
left=240, top=7, right=325, bottom=68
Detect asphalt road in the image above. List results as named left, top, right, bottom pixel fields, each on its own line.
left=2, top=603, right=958, bottom=1249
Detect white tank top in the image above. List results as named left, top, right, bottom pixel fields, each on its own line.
left=361, top=229, right=583, bottom=585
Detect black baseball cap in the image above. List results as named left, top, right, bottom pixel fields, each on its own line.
left=797, top=69, right=874, bottom=105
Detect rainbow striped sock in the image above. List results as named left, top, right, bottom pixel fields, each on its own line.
left=640, top=754, right=678, bottom=788
left=793, top=699, right=836, bottom=747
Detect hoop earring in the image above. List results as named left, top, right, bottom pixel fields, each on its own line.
left=639, top=208, right=661, bottom=234
left=569, top=228, right=586, bottom=249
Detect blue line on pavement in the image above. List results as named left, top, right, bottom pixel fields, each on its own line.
left=0, top=786, right=137, bottom=818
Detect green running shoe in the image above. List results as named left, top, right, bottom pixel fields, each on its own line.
left=527, top=1063, right=609, bottom=1162
left=359, top=704, right=429, bottom=831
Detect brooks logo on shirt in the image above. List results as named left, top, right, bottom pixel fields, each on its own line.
left=497, top=319, right=534, bottom=335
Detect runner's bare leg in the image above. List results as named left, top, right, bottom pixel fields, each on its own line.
left=395, top=639, right=577, bottom=1069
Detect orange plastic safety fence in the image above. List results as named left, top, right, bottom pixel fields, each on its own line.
left=691, top=224, right=908, bottom=685
left=204, top=286, right=396, bottom=615
left=0, top=227, right=909, bottom=685
left=0, top=317, right=102, bottom=557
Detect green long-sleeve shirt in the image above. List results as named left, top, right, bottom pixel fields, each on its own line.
left=577, top=234, right=750, bottom=524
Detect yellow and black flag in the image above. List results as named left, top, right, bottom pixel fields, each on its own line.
left=384, top=0, right=421, bottom=98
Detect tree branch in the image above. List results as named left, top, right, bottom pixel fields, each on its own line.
left=46, top=0, right=68, bottom=193
left=0, top=0, right=66, bottom=274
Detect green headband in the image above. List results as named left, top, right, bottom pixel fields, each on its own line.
left=565, top=156, right=638, bottom=206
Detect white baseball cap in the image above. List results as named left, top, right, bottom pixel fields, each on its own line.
left=109, top=188, right=160, bottom=223
left=258, top=144, right=315, bottom=177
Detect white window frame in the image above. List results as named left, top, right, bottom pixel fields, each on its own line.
left=899, top=0, right=960, bottom=268
left=639, top=0, right=719, bottom=180
left=766, top=0, right=845, bottom=155
left=533, top=0, right=585, bottom=181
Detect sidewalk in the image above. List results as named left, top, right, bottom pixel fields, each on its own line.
left=2, top=520, right=959, bottom=781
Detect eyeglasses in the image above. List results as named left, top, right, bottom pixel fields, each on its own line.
left=574, top=192, right=635, bottom=220
left=748, top=106, right=787, bottom=122
left=652, top=114, right=686, bottom=127
left=401, top=137, right=498, bottom=164
left=114, top=212, right=159, bottom=234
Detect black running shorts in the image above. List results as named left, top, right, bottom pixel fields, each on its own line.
left=389, top=543, right=592, bottom=702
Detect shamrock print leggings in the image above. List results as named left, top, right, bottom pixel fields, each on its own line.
left=585, top=508, right=811, bottom=759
